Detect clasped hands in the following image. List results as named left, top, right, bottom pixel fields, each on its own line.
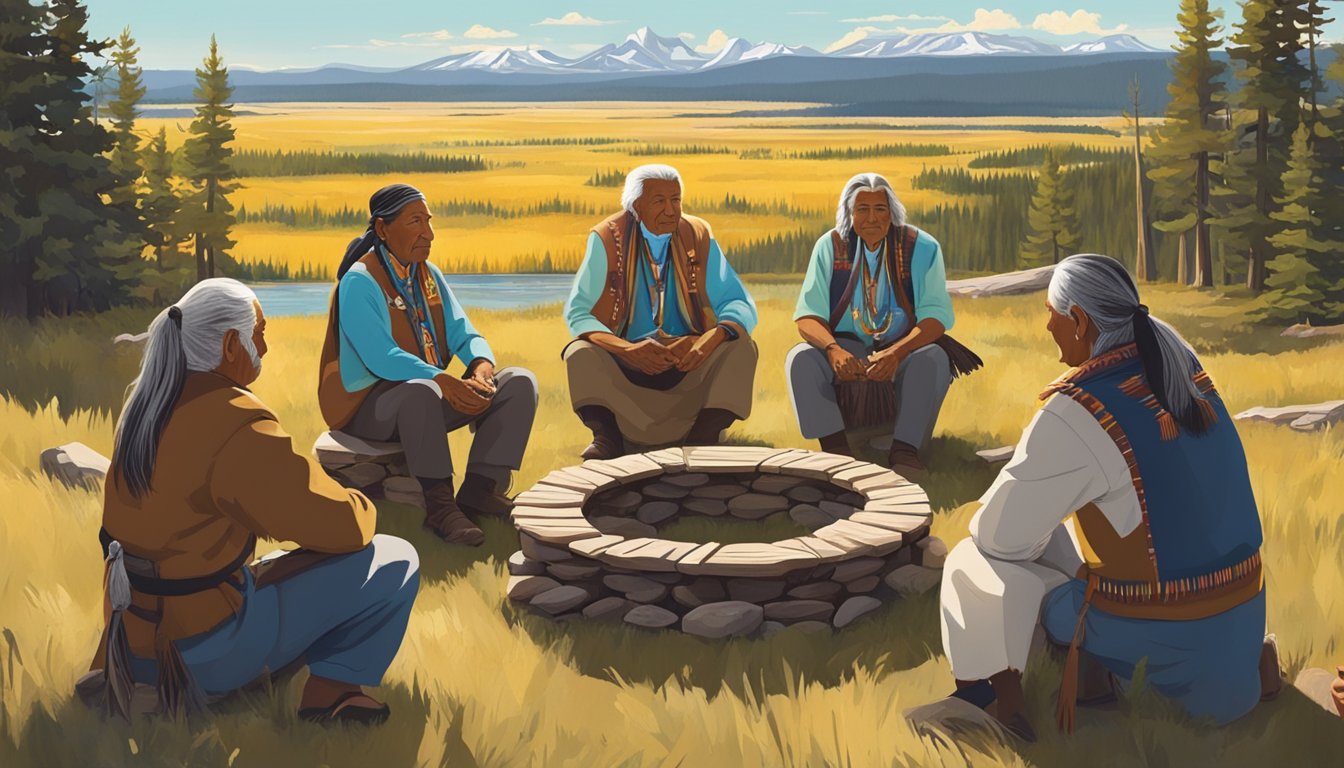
left=442, top=359, right=497, bottom=416
left=620, top=328, right=727, bottom=375
left=827, top=343, right=904, bottom=383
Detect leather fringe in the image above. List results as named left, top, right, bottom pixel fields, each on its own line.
left=1056, top=577, right=1098, bottom=733
left=156, top=640, right=208, bottom=719
left=836, top=379, right=897, bottom=430
left=935, top=335, right=983, bottom=379
left=103, top=611, right=135, bottom=720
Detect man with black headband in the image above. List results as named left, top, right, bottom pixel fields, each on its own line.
left=563, top=164, right=758, bottom=458
left=319, top=184, right=538, bottom=546
left=913, top=253, right=1276, bottom=741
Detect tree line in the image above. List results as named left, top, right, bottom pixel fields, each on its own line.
left=0, top=1, right=239, bottom=316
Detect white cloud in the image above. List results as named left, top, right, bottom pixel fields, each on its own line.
left=695, top=29, right=732, bottom=54
left=677, top=32, right=696, bottom=40
left=841, top=14, right=950, bottom=23
left=463, top=24, right=518, bottom=40
left=402, top=29, right=454, bottom=41
left=1032, top=10, right=1127, bottom=36
left=825, top=8, right=1024, bottom=52
left=536, top=12, right=618, bottom=27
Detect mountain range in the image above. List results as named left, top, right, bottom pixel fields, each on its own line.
left=232, top=26, right=1163, bottom=78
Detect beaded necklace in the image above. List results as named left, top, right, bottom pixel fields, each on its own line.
left=852, top=238, right=895, bottom=339
left=639, top=233, right=669, bottom=330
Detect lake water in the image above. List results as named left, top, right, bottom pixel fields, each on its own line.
left=250, top=274, right=576, bottom=317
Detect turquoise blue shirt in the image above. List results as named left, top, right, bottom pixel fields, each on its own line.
left=336, top=259, right=494, bottom=392
left=565, top=221, right=758, bottom=340
left=793, top=229, right=955, bottom=346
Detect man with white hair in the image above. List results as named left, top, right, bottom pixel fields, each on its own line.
left=88, top=278, right=419, bottom=724
left=563, top=164, right=758, bottom=457
left=787, top=173, right=979, bottom=474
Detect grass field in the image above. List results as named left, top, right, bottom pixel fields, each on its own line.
left=2, top=283, right=1343, bottom=767
left=135, top=103, right=1132, bottom=277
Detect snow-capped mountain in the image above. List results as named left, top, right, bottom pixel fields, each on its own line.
left=1063, top=35, right=1163, bottom=55
left=835, top=31, right=1066, bottom=58
left=570, top=27, right=707, bottom=73
left=701, top=38, right=821, bottom=70
left=412, top=48, right=572, bottom=74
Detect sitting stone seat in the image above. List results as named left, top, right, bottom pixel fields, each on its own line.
left=312, top=431, right=424, bottom=508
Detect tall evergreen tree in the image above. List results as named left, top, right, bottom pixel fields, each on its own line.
left=1222, top=0, right=1311, bottom=292
left=1021, top=149, right=1080, bottom=267
left=1258, top=123, right=1341, bottom=322
left=1151, top=0, right=1227, bottom=288
left=0, top=0, right=49, bottom=317
left=141, top=127, right=182, bottom=272
left=106, top=26, right=144, bottom=207
left=178, top=35, right=237, bottom=281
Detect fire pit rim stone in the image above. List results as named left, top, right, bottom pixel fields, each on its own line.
left=511, top=447, right=932, bottom=578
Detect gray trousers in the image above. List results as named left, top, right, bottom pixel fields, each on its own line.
left=785, top=338, right=951, bottom=450
left=345, top=367, right=537, bottom=486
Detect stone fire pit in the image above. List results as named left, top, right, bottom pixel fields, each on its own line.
left=507, top=446, right=945, bottom=638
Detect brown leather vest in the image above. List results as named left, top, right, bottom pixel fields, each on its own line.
left=318, top=251, right=450, bottom=429
left=588, top=211, right=717, bottom=337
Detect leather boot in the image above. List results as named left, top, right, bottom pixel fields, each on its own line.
left=818, top=431, right=852, bottom=457
left=684, top=408, right=736, bottom=446
left=888, top=440, right=928, bottom=475
left=457, top=472, right=513, bottom=520
left=420, top=478, right=484, bottom=546
left=577, top=406, right=624, bottom=460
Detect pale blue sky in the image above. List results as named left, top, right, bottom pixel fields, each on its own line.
left=84, top=1, right=1344, bottom=70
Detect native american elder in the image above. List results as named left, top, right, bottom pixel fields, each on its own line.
left=927, top=254, right=1277, bottom=740
left=318, top=184, right=538, bottom=546
left=562, top=164, right=758, bottom=458
left=87, top=279, right=419, bottom=724
left=787, top=173, right=980, bottom=474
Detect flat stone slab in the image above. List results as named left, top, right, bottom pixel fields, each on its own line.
left=582, top=453, right=665, bottom=482
left=834, top=596, right=882, bottom=628
left=775, top=452, right=859, bottom=480
left=594, top=489, right=644, bottom=515
left=976, top=445, right=1016, bottom=463
left=39, top=442, right=110, bottom=490
left=664, top=472, right=710, bottom=488
left=813, top=519, right=904, bottom=556
left=313, top=431, right=404, bottom=465
left=642, top=482, right=690, bottom=500
left=946, top=264, right=1054, bottom=298
left=690, top=482, right=749, bottom=500
left=531, top=585, right=590, bottom=615
left=682, top=601, right=764, bottom=638
left=789, top=504, right=832, bottom=529
left=886, top=564, right=942, bottom=595
left=597, top=537, right=700, bottom=572
left=787, top=581, right=844, bottom=601
left=727, top=493, right=790, bottom=519
left=507, top=575, right=560, bottom=601
left=830, top=557, right=885, bottom=583
left=764, top=600, right=834, bottom=622
left=583, top=596, right=635, bottom=622
left=642, top=448, right=687, bottom=472
left=636, top=501, right=680, bottom=525
left=1234, top=401, right=1344, bottom=430
left=683, top=446, right=793, bottom=473
left=691, top=542, right=819, bottom=576
left=547, top=562, right=601, bottom=581
left=756, top=448, right=813, bottom=473
left=786, top=485, right=825, bottom=504
left=749, top=474, right=806, bottom=494
left=567, top=534, right=626, bottom=558
left=508, top=551, right=546, bottom=576
left=683, top=498, right=728, bottom=516
left=1282, top=323, right=1344, bottom=339
left=513, top=486, right=588, bottom=508
left=590, top=516, right=658, bottom=538
left=625, top=604, right=678, bottom=629
left=916, top=536, right=949, bottom=568
left=604, top=574, right=669, bottom=603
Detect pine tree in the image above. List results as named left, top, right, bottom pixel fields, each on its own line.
left=1258, top=123, right=1339, bottom=322
left=142, top=127, right=182, bottom=272
left=1222, top=0, right=1311, bottom=292
left=178, top=35, right=237, bottom=282
left=106, top=26, right=144, bottom=206
left=1021, top=149, right=1080, bottom=267
left=0, top=0, right=49, bottom=316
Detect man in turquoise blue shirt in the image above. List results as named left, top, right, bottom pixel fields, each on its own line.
left=788, top=173, right=974, bottom=475
left=319, top=184, right=538, bottom=546
left=563, top=165, right=758, bottom=459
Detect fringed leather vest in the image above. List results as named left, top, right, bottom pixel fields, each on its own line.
left=1041, top=345, right=1263, bottom=620
left=588, top=211, right=717, bottom=337
left=318, top=251, right=450, bottom=429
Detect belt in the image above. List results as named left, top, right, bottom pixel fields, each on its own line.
left=99, top=528, right=255, bottom=598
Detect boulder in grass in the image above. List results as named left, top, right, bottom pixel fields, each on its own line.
left=313, top=431, right=405, bottom=466
left=976, top=446, right=1016, bottom=464
left=1282, top=323, right=1344, bottom=339
left=40, top=442, right=111, bottom=490
left=886, top=564, right=942, bottom=595
left=915, top=536, right=948, bottom=569
left=945, top=265, right=1055, bottom=299
left=531, top=585, right=590, bottom=615
left=1234, top=401, right=1344, bottom=429
left=624, top=604, right=678, bottom=629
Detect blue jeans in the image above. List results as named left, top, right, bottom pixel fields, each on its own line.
left=1042, top=580, right=1266, bottom=725
left=131, top=534, right=420, bottom=692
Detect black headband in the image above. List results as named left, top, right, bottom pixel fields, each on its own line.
left=336, top=183, right=427, bottom=281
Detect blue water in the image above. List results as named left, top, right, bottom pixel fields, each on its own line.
left=249, top=274, right=576, bottom=317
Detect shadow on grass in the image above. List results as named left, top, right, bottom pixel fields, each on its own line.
left=851, top=431, right=1001, bottom=513
left=0, top=676, right=478, bottom=768
left=513, top=589, right=945, bottom=702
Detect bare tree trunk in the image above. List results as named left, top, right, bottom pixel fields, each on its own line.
left=1177, top=230, right=1189, bottom=286
left=1194, top=151, right=1213, bottom=288
left=1131, top=81, right=1155, bottom=281
left=206, top=176, right=216, bottom=279
left=195, top=234, right=205, bottom=283
left=1247, top=107, right=1269, bottom=291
